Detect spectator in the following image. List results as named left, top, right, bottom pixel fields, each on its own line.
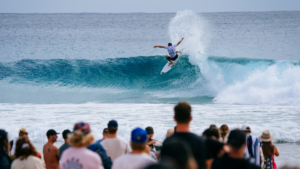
left=160, top=137, right=197, bottom=169
left=60, top=122, right=104, bottom=169
left=88, top=128, right=109, bottom=151
left=101, top=120, right=131, bottom=162
left=11, top=137, right=44, bottom=169
left=11, top=128, right=28, bottom=155
left=165, top=128, right=174, bottom=138
left=202, top=128, right=228, bottom=159
left=112, top=127, right=156, bottom=169
left=258, top=130, right=279, bottom=169
left=241, top=125, right=262, bottom=166
left=43, top=129, right=59, bottom=169
left=209, top=124, right=217, bottom=129
left=145, top=126, right=158, bottom=161
left=211, top=130, right=260, bottom=169
left=163, top=101, right=212, bottom=169
left=58, top=129, right=71, bottom=159
left=0, top=129, right=12, bottom=169
left=219, top=124, right=229, bottom=143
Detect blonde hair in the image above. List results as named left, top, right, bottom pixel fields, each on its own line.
left=219, top=124, right=229, bottom=143
left=68, top=130, right=94, bottom=147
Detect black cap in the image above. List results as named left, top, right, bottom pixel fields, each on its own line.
left=168, top=43, right=172, bottom=46
left=46, top=129, right=59, bottom=138
left=0, top=129, right=8, bottom=140
left=108, top=120, right=118, bottom=128
left=103, top=128, right=108, bottom=133
left=62, top=129, right=71, bottom=139
left=145, top=126, right=154, bottom=135
left=228, top=129, right=246, bottom=149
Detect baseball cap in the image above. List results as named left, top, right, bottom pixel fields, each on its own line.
left=145, top=126, right=154, bottom=135
left=46, top=129, right=59, bottom=138
left=228, top=129, right=246, bottom=149
left=62, top=129, right=72, bottom=139
left=73, top=122, right=91, bottom=135
left=108, top=120, right=118, bottom=128
left=241, top=125, right=251, bottom=132
left=131, top=127, right=147, bottom=143
left=0, top=129, right=8, bottom=140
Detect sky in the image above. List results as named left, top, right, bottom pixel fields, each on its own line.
left=0, top=0, right=300, bottom=13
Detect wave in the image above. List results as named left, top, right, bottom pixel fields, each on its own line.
left=1, top=55, right=300, bottom=104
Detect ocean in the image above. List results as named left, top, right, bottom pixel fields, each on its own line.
left=1, top=11, right=300, bottom=166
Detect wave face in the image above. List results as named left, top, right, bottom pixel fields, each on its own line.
left=1, top=55, right=300, bottom=104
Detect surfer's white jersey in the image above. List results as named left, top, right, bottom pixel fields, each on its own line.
left=165, top=44, right=177, bottom=57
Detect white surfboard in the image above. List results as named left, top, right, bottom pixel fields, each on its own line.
left=160, top=57, right=179, bottom=74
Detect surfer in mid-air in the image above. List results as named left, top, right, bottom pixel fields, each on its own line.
left=154, top=37, right=184, bottom=65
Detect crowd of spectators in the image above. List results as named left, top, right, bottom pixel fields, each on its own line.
left=0, top=101, right=294, bottom=169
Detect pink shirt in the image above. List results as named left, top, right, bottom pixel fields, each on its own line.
left=60, top=147, right=104, bottom=169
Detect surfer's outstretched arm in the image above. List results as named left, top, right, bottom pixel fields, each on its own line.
left=153, top=46, right=165, bottom=48
left=177, top=37, right=184, bottom=46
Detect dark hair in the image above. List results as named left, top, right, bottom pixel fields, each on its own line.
left=202, top=128, right=219, bottom=140
left=103, top=128, right=108, bottom=134
left=131, top=142, right=146, bottom=151
left=15, top=137, right=37, bottom=160
left=0, top=129, right=10, bottom=154
left=209, top=124, right=217, bottom=129
left=262, top=142, right=274, bottom=157
left=174, top=101, right=191, bottom=123
left=160, top=137, right=193, bottom=169
left=168, top=43, right=172, bottom=46
left=108, top=127, right=117, bottom=134
left=62, top=129, right=71, bottom=140
left=228, top=130, right=246, bottom=150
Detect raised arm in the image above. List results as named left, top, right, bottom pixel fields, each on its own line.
left=153, top=46, right=165, bottom=48
left=177, top=37, right=184, bottom=46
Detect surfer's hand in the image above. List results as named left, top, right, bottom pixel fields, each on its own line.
left=153, top=46, right=156, bottom=48
left=182, top=37, right=184, bottom=40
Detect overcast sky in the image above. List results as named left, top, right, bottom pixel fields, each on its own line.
left=1, top=0, right=300, bottom=13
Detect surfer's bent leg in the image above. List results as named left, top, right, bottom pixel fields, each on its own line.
left=165, top=56, right=173, bottom=65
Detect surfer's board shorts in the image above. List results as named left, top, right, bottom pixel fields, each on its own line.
left=167, top=54, right=178, bottom=61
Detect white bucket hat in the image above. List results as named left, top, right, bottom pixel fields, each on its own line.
left=258, top=130, right=274, bottom=142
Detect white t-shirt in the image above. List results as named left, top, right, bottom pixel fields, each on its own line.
left=11, top=155, right=44, bottom=169
left=100, top=137, right=132, bottom=162
left=60, top=147, right=104, bottom=169
left=165, top=44, right=177, bottom=57
left=112, top=153, right=156, bottom=169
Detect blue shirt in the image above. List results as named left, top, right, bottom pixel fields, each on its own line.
left=87, top=139, right=102, bottom=151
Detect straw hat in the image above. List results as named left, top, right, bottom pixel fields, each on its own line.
left=258, top=130, right=274, bottom=142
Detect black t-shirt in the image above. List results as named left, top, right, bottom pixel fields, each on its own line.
left=205, top=138, right=225, bottom=158
left=163, top=132, right=212, bottom=169
left=211, top=153, right=261, bottom=169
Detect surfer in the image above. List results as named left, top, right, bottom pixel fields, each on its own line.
left=154, top=37, right=184, bottom=65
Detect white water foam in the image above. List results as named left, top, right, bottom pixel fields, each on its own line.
left=168, top=10, right=300, bottom=105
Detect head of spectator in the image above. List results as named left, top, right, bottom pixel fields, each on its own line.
left=241, top=124, right=251, bottom=136
left=0, top=129, right=10, bottom=155
left=220, top=124, right=229, bottom=143
left=46, top=129, right=59, bottom=144
left=62, top=129, right=71, bottom=143
left=258, top=130, right=275, bottom=157
left=131, top=127, right=148, bottom=153
left=145, top=126, right=155, bottom=148
left=160, top=137, right=197, bottom=169
left=173, top=101, right=192, bottom=132
left=202, top=127, right=220, bottom=141
left=227, top=129, right=247, bottom=158
left=209, top=124, right=217, bottom=129
left=107, top=120, right=118, bottom=138
left=166, top=128, right=174, bottom=138
left=19, top=128, right=28, bottom=138
left=15, top=137, right=37, bottom=160
left=69, top=122, right=94, bottom=148
left=102, top=128, right=108, bottom=140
